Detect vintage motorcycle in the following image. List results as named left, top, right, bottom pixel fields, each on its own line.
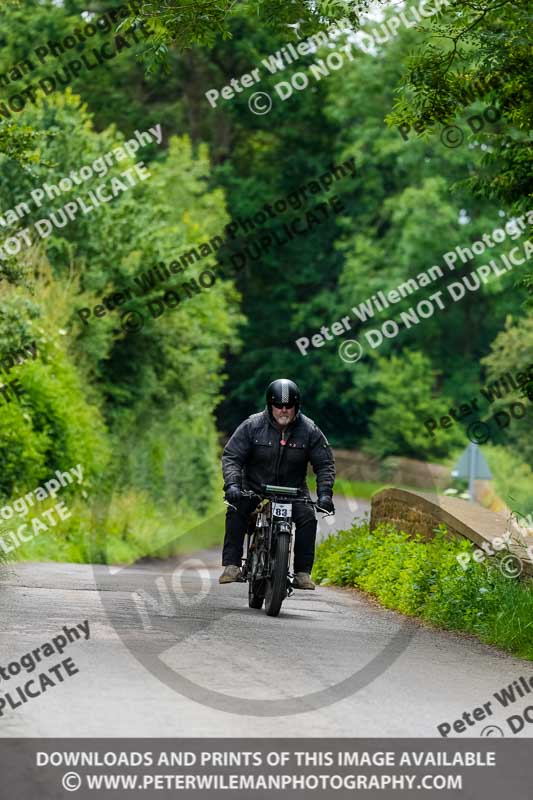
left=227, top=484, right=332, bottom=617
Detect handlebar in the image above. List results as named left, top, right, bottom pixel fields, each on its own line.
left=224, top=489, right=334, bottom=516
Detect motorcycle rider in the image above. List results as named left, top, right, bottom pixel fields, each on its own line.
left=219, top=379, right=335, bottom=589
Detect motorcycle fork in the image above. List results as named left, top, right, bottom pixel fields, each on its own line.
left=286, top=524, right=295, bottom=596
left=270, top=519, right=295, bottom=597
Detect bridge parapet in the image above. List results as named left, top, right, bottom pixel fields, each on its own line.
left=370, top=488, right=533, bottom=578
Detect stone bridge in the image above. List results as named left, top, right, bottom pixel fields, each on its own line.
left=370, top=488, right=533, bottom=578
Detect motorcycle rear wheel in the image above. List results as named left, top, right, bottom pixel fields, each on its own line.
left=265, top=532, right=290, bottom=617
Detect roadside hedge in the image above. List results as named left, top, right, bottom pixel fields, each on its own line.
left=312, top=522, right=533, bottom=660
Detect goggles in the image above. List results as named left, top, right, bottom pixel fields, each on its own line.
left=272, top=401, right=295, bottom=410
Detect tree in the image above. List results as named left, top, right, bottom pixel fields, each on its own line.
left=481, top=314, right=533, bottom=465
left=386, top=1, right=532, bottom=210
left=118, top=0, right=373, bottom=69
left=365, top=350, right=465, bottom=458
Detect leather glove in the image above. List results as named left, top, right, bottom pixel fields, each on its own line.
left=318, top=495, right=335, bottom=513
left=225, top=485, right=242, bottom=504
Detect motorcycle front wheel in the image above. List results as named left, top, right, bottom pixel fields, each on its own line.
left=264, top=532, right=290, bottom=617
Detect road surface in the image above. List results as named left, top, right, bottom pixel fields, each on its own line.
left=0, top=497, right=530, bottom=738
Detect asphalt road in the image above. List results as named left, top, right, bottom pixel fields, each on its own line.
left=0, top=496, right=530, bottom=738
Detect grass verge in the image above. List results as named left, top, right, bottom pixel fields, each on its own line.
left=0, top=489, right=226, bottom=567
left=312, top=521, right=533, bottom=661
left=307, top=475, right=438, bottom=501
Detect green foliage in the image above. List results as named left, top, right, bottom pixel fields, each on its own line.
left=118, top=0, right=372, bottom=68
left=0, top=0, right=530, bottom=569
left=365, top=350, right=465, bottom=458
left=204, top=5, right=529, bottom=453
left=386, top=0, right=533, bottom=299
left=2, top=0, right=528, bottom=458
left=0, top=257, right=110, bottom=496
left=0, top=121, right=42, bottom=168
left=0, top=89, right=241, bottom=560
left=386, top=0, right=532, bottom=210
left=480, top=315, right=533, bottom=463
left=12, top=489, right=226, bottom=566
left=313, top=522, right=533, bottom=660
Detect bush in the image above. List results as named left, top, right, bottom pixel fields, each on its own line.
left=0, top=261, right=110, bottom=497
left=313, top=522, right=533, bottom=660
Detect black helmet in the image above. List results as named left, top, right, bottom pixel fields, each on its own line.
left=266, top=379, right=301, bottom=415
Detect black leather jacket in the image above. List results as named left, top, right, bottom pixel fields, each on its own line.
left=222, top=408, right=335, bottom=497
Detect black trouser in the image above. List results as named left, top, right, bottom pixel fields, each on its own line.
left=222, top=496, right=317, bottom=573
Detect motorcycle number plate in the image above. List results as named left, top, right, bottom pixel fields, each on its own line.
left=272, top=503, right=291, bottom=518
